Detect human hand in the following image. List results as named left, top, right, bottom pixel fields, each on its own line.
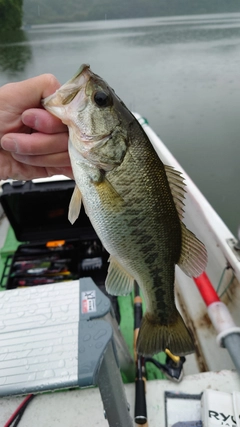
left=0, top=74, right=73, bottom=181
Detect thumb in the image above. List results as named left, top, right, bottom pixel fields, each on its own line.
left=0, top=74, right=61, bottom=115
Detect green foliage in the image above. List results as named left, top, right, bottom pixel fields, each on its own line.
left=0, top=0, right=23, bottom=31
left=22, top=0, right=240, bottom=25
left=0, top=30, right=32, bottom=73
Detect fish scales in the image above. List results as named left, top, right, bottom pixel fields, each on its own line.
left=43, top=64, right=207, bottom=356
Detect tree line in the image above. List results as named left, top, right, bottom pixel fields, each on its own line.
left=1, top=0, right=240, bottom=30
left=0, top=0, right=23, bottom=31
left=22, top=0, right=240, bottom=25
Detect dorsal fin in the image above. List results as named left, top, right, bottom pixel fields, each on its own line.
left=164, top=165, right=186, bottom=219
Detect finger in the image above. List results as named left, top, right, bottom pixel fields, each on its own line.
left=12, top=151, right=71, bottom=168
left=0, top=74, right=61, bottom=114
left=49, top=166, right=74, bottom=180
left=22, top=109, right=67, bottom=134
left=1, top=131, right=69, bottom=155
left=10, top=165, right=51, bottom=181
left=0, top=149, right=49, bottom=181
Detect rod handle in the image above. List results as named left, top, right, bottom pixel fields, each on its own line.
left=134, top=378, right=147, bottom=425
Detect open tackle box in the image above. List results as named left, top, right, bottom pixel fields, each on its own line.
left=0, top=177, right=166, bottom=384
left=0, top=177, right=119, bottom=320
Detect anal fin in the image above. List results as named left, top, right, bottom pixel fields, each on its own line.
left=68, top=185, right=82, bottom=224
left=178, top=222, right=208, bottom=277
left=106, top=256, right=135, bottom=296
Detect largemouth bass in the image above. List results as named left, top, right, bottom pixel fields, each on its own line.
left=43, top=64, right=207, bottom=356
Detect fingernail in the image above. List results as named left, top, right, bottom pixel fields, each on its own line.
left=22, top=111, right=37, bottom=128
left=1, top=137, right=18, bottom=152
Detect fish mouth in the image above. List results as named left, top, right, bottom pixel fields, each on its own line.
left=42, top=64, right=91, bottom=124
left=43, top=63, right=113, bottom=145
left=43, top=64, right=118, bottom=169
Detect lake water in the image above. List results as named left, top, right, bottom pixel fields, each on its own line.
left=0, top=13, right=240, bottom=235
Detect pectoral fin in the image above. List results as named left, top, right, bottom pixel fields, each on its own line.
left=106, top=256, right=135, bottom=295
left=68, top=185, right=82, bottom=224
left=178, top=222, right=207, bottom=277
left=94, top=176, right=125, bottom=212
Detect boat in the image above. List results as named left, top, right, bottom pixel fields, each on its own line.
left=0, top=113, right=239, bottom=426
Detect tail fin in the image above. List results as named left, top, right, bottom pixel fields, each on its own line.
left=137, top=311, right=194, bottom=356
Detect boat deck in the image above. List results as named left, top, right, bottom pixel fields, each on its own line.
left=1, top=370, right=239, bottom=426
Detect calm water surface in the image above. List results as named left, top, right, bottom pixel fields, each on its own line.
left=0, top=13, right=240, bottom=235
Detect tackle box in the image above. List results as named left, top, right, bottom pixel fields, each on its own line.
left=0, top=178, right=119, bottom=319
left=0, top=177, right=167, bottom=383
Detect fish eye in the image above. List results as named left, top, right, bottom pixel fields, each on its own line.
left=94, top=91, right=111, bottom=107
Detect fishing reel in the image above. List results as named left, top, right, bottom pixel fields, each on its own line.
left=145, top=348, right=186, bottom=383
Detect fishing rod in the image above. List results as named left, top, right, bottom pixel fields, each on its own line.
left=134, top=282, right=148, bottom=426
left=133, top=282, right=186, bottom=426
left=194, top=271, right=240, bottom=376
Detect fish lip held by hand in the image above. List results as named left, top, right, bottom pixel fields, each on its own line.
left=43, top=64, right=208, bottom=356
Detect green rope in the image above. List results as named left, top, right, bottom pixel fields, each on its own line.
left=219, top=271, right=235, bottom=298
left=216, top=267, right=227, bottom=293
left=217, top=265, right=235, bottom=298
